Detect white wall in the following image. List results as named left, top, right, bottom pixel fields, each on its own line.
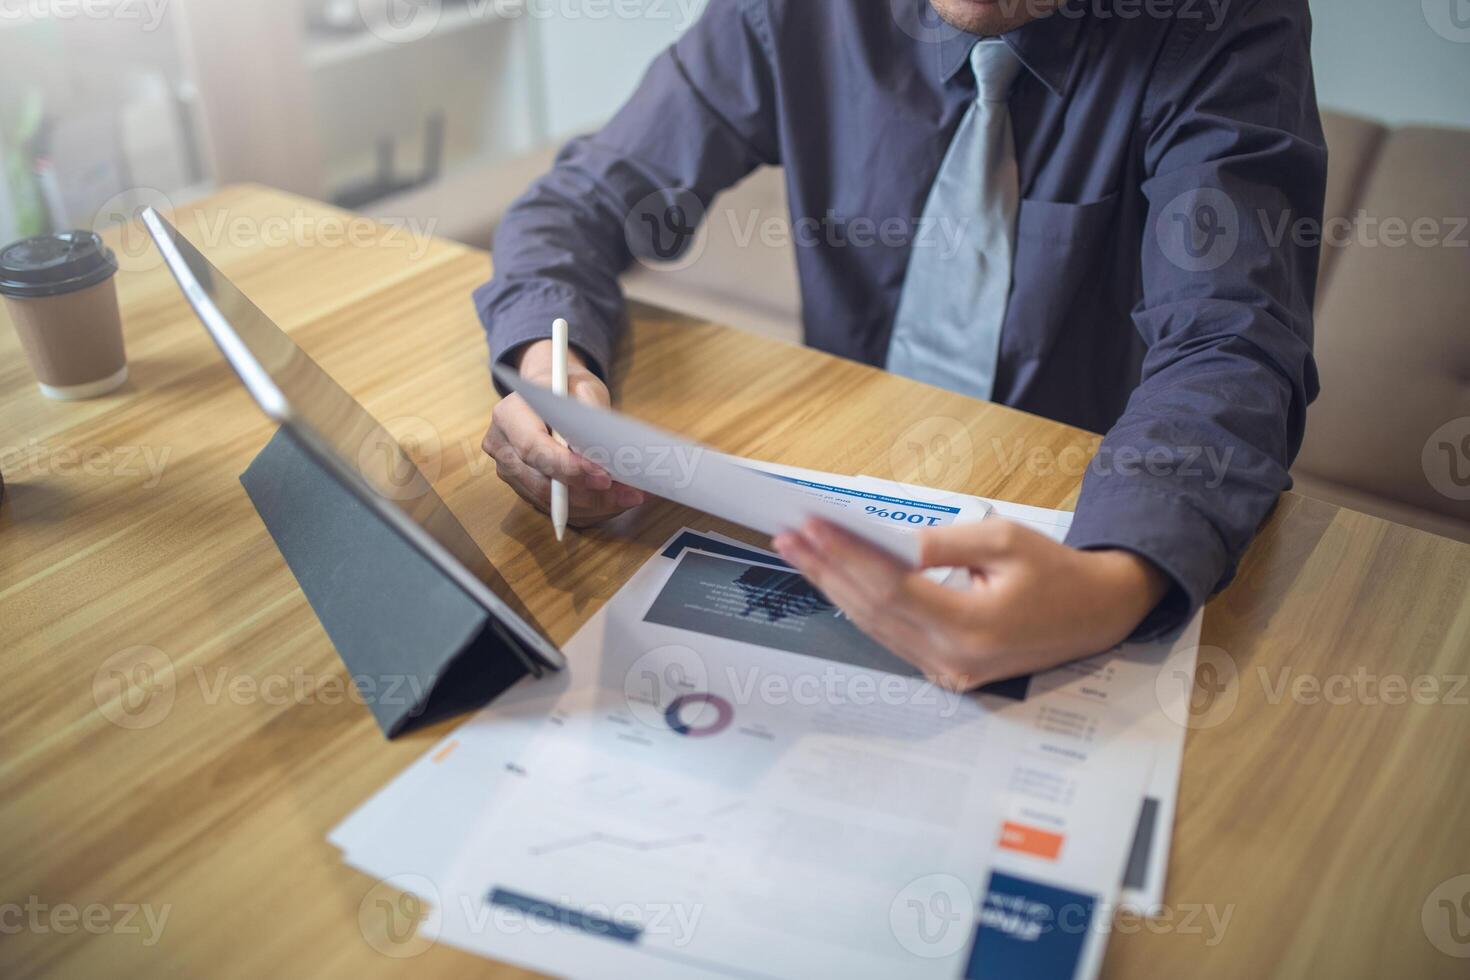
left=1309, top=0, right=1470, bottom=129
left=534, top=0, right=708, bottom=139
left=533, top=0, right=1470, bottom=138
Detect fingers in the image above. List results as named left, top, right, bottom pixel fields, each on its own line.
left=918, top=518, right=1031, bottom=570
left=782, top=533, right=921, bottom=636
left=496, top=449, right=643, bottom=522
left=775, top=529, right=939, bottom=667
left=570, top=374, right=611, bottom=409
left=774, top=527, right=891, bottom=622
left=490, top=394, right=610, bottom=486
left=774, top=520, right=975, bottom=679
left=797, top=520, right=970, bottom=625
left=485, top=381, right=646, bottom=526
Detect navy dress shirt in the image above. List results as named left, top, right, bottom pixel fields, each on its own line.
left=475, top=0, right=1327, bottom=639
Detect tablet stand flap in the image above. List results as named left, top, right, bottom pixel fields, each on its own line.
left=240, top=428, right=530, bottom=738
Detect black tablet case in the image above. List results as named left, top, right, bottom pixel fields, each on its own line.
left=240, top=428, right=536, bottom=738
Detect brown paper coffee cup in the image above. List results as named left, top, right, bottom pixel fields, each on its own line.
left=1, top=231, right=128, bottom=400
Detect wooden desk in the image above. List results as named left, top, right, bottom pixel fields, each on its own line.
left=3, top=187, right=1467, bottom=979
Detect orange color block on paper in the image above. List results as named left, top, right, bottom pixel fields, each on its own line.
left=998, top=821, right=1064, bottom=860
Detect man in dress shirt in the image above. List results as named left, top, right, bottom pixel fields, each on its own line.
left=476, top=0, right=1325, bottom=688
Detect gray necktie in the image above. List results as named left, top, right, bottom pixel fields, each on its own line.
left=886, top=40, right=1024, bottom=401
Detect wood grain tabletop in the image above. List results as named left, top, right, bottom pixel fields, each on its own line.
left=2, top=186, right=1467, bottom=979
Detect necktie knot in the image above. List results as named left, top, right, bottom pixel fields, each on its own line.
left=970, top=40, right=1024, bottom=103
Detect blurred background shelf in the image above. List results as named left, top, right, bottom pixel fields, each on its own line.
left=2, top=0, right=1466, bottom=246
left=0, top=0, right=584, bottom=237
left=303, top=3, right=516, bottom=72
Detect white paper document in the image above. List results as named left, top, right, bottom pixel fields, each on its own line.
left=881, top=488, right=1199, bottom=913
left=493, top=366, right=990, bottom=564
left=431, top=603, right=1013, bottom=979
left=331, top=504, right=1201, bottom=979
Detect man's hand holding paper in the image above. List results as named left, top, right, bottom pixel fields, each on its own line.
left=493, top=365, right=926, bottom=566
left=773, top=517, right=1170, bottom=692
left=490, top=366, right=1172, bottom=684
left=482, top=340, right=645, bottom=526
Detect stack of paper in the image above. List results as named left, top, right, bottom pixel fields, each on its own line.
left=331, top=463, right=1201, bottom=980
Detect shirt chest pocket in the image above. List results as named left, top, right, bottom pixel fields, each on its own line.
left=1006, top=192, right=1129, bottom=358
left=1017, top=192, right=1122, bottom=244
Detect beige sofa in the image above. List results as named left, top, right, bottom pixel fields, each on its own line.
left=1291, top=113, right=1470, bottom=544
left=371, top=110, right=1470, bottom=543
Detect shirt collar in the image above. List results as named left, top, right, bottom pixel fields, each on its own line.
left=937, top=2, right=1088, bottom=97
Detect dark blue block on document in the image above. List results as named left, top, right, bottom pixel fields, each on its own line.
left=966, top=872, right=1095, bottom=980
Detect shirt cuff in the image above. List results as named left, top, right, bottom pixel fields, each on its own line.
left=476, top=290, right=616, bottom=395
left=1064, top=487, right=1231, bottom=642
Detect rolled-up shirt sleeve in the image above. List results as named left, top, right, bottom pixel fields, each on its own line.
left=474, top=0, right=779, bottom=384
left=1065, top=0, right=1326, bottom=640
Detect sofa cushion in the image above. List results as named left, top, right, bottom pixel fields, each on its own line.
left=1317, top=111, right=1387, bottom=290
left=372, top=152, right=804, bottom=342
left=622, top=166, right=802, bottom=343
left=364, top=144, right=563, bottom=250
left=1292, top=473, right=1470, bottom=545
left=1293, top=125, right=1470, bottom=530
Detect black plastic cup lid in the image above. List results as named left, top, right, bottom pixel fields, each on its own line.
left=0, top=231, right=119, bottom=300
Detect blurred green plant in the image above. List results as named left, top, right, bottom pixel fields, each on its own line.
left=1, top=87, right=47, bottom=240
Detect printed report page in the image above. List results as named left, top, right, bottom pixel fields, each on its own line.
left=421, top=533, right=1153, bottom=980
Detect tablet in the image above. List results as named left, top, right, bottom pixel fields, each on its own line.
left=142, top=207, right=565, bottom=675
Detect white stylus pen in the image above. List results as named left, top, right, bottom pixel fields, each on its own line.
left=550, top=317, right=570, bottom=543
